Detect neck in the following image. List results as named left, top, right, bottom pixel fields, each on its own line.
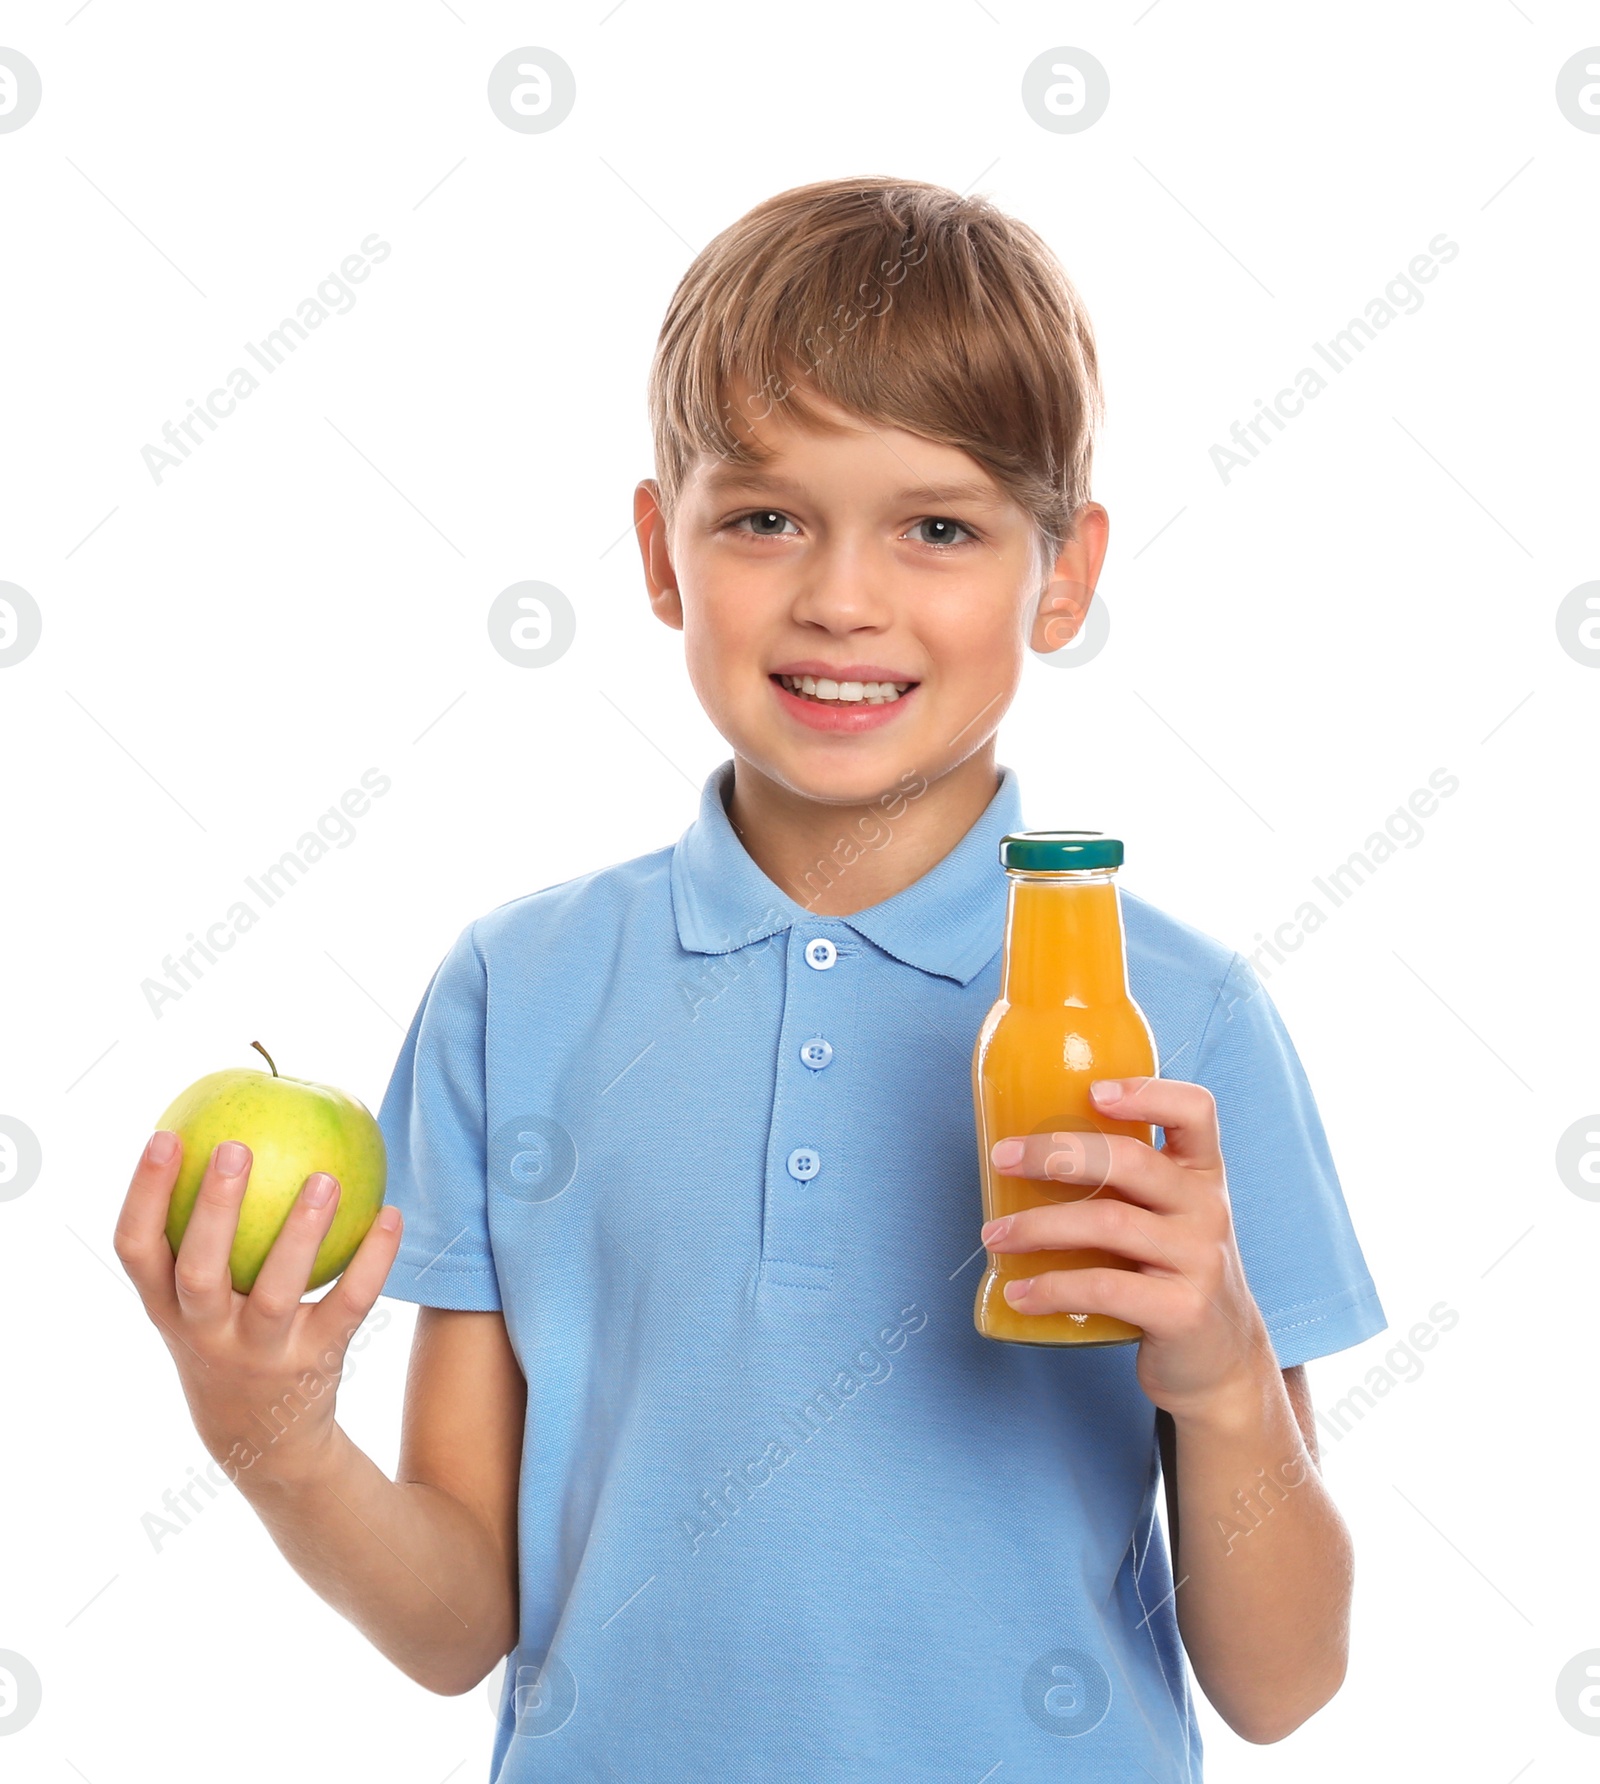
left=1001, top=874, right=1128, bottom=1003
left=725, top=745, right=1001, bottom=917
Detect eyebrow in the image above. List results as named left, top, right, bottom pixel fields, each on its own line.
left=699, top=467, right=1005, bottom=509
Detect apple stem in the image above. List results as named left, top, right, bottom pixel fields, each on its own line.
left=250, top=1041, right=279, bottom=1078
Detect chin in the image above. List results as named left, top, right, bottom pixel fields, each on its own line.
left=745, top=737, right=925, bottom=808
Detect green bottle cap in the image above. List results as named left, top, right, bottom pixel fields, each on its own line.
left=998, top=830, right=1124, bottom=871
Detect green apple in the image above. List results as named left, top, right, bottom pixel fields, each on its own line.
left=159, top=1042, right=387, bottom=1295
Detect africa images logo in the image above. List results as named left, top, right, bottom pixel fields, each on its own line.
left=139, top=234, right=392, bottom=484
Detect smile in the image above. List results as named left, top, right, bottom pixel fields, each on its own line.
left=773, top=672, right=914, bottom=706
left=768, top=672, right=920, bottom=733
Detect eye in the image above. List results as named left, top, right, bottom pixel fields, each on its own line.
left=729, top=509, right=799, bottom=537
left=910, top=516, right=976, bottom=548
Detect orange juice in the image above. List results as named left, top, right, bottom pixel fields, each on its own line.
left=972, top=831, right=1157, bottom=1346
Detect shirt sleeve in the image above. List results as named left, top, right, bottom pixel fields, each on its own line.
left=1190, top=952, right=1385, bottom=1368
left=375, top=919, right=502, bottom=1312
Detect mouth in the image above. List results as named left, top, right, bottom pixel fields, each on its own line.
left=769, top=672, right=918, bottom=707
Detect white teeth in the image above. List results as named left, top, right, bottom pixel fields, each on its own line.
left=778, top=673, right=912, bottom=705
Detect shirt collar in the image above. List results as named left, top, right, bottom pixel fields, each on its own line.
left=670, top=757, right=1026, bottom=986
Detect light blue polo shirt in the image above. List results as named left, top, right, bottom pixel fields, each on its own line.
left=377, top=756, right=1385, bottom=1783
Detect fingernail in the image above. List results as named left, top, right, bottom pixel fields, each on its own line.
left=378, top=1205, right=400, bottom=1231
left=980, top=1217, right=1011, bottom=1245
left=1090, top=1079, right=1122, bottom=1103
left=303, top=1173, right=337, bottom=1208
left=1004, top=1278, right=1033, bottom=1303
left=147, top=1130, right=178, bottom=1166
left=992, top=1138, right=1024, bottom=1167
left=214, top=1140, right=250, bottom=1175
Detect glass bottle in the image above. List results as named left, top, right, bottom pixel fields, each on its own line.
left=972, top=831, right=1158, bottom=1345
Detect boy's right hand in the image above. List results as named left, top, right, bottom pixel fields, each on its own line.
left=113, top=1129, right=404, bottom=1495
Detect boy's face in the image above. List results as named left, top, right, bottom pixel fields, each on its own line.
left=635, top=379, right=1108, bottom=809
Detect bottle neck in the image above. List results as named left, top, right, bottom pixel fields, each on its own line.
left=999, top=869, right=1131, bottom=1004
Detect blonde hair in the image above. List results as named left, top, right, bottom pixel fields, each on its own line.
left=646, top=176, right=1102, bottom=570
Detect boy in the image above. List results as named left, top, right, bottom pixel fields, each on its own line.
left=117, top=177, right=1385, bottom=1780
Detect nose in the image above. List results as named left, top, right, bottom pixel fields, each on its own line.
left=787, top=534, right=893, bottom=633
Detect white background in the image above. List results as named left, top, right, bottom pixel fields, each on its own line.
left=1, top=3, right=1596, bottom=1779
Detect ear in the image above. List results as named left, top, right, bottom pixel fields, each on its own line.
left=1029, top=503, right=1110, bottom=655
left=634, top=479, right=684, bottom=631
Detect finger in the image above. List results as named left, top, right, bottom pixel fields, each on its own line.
left=306, top=1204, right=404, bottom=1360
left=990, top=1130, right=1183, bottom=1212
left=1089, top=1076, right=1221, bottom=1170
left=171, top=1139, right=252, bottom=1323
left=1002, top=1264, right=1177, bottom=1329
left=240, top=1173, right=343, bottom=1338
left=982, top=1198, right=1178, bottom=1270
left=113, top=1130, right=187, bottom=1323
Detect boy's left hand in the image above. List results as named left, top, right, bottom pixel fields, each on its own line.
left=979, top=1076, right=1277, bottom=1424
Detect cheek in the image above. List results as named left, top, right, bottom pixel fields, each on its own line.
left=679, top=580, right=761, bottom=698
left=919, top=596, right=1026, bottom=686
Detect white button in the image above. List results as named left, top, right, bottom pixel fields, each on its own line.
left=800, top=1038, right=833, bottom=1070
left=803, top=937, right=837, bottom=970
left=787, top=1147, right=821, bottom=1180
